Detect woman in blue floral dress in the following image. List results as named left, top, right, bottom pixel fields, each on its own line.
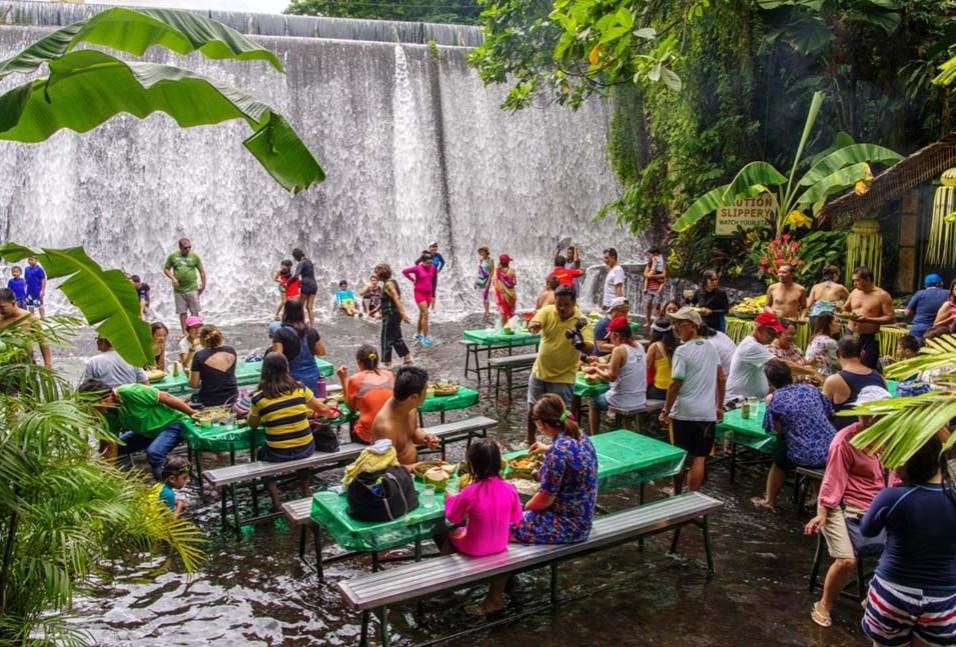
left=512, top=393, right=599, bottom=544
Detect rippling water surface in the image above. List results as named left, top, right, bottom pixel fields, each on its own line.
left=59, top=315, right=869, bottom=646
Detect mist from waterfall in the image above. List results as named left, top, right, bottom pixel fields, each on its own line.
left=0, top=3, right=647, bottom=324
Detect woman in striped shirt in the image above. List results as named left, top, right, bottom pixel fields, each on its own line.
left=248, top=352, right=332, bottom=510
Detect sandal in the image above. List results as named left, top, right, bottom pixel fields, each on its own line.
left=810, top=601, right=832, bottom=628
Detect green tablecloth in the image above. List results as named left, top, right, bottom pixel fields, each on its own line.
left=573, top=371, right=609, bottom=399
left=462, top=328, right=540, bottom=347
left=181, top=404, right=354, bottom=452
left=152, top=357, right=334, bottom=395
left=312, top=430, right=686, bottom=552
left=715, top=402, right=781, bottom=454
left=419, top=387, right=479, bottom=414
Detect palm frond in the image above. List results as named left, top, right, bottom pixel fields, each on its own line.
left=849, top=392, right=956, bottom=467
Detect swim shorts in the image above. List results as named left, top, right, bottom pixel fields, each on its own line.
left=863, top=573, right=956, bottom=647
left=414, top=290, right=432, bottom=305
left=24, top=295, right=43, bottom=308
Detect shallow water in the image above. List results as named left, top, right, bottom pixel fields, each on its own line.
left=61, top=314, right=869, bottom=646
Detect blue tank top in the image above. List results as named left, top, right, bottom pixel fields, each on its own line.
left=284, top=325, right=319, bottom=391
left=832, top=369, right=885, bottom=429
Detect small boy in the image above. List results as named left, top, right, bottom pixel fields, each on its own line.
left=335, top=280, right=362, bottom=317
left=131, top=275, right=151, bottom=320
left=159, top=455, right=189, bottom=517
left=642, top=247, right=667, bottom=327
left=7, top=266, right=26, bottom=309
left=358, top=274, right=383, bottom=319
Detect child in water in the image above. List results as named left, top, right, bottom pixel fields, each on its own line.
left=6, top=266, right=26, bottom=308
left=158, top=455, right=189, bottom=517
left=335, top=280, right=362, bottom=317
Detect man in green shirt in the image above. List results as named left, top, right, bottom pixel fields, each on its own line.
left=163, top=238, right=206, bottom=335
left=79, top=379, right=196, bottom=480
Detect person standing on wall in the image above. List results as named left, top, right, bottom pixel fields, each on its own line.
left=163, top=238, right=205, bottom=336
left=24, top=256, right=46, bottom=318
left=602, top=247, right=625, bottom=311
left=292, top=248, right=318, bottom=329
left=427, top=241, right=445, bottom=311
left=642, top=247, right=666, bottom=327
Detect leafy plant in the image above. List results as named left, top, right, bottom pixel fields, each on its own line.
left=0, top=7, right=324, bottom=194
left=0, top=244, right=152, bottom=368
left=0, top=318, right=205, bottom=645
left=674, top=91, right=903, bottom=235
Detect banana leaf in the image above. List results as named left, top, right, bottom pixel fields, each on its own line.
left=849, top=393, right=956, bottom=468
left=797, top=143, right=902, bottom=186
left=0, top=244, right=152, bottom=367
left=0, top=7, right=283, bottom=79
left=672, top=165, right=784, bottom=232
left=883, top=335, right=956, bottom=381
left=0, top=50, right=323, bottom=194
left=796, top=162, right=872, bottom=208
left=935, top=54, right=956, bottom=87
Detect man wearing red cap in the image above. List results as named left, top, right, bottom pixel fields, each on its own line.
left=584, top=315, right=646, bottom=435
left=725, top=311, right=784, bottom=404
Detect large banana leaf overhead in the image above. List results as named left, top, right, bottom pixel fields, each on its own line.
left=0, top=7, right=324, bottom=194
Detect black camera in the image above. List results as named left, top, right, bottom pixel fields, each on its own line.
left=564, top=317, right=589, bottom=351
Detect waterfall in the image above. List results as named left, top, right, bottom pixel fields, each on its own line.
left=0, top=2, right=647, bottom=324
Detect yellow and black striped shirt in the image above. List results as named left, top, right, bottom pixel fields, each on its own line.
left=250, top=387, right=314, bottom=450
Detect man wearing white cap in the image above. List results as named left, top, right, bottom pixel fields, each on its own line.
left=593, top=296, right=629, bottom=356
left=427, top=242, right=445, bottom=311
left=659, top=307, right=725, bottom=492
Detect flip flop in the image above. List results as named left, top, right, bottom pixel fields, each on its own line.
left=810, top=602, right=832, bottom=628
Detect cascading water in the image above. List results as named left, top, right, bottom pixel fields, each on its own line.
left=0, top=1, right=647, bottom=324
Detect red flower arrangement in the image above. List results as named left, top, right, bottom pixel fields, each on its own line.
left=758, top=235, right=806, bottom=283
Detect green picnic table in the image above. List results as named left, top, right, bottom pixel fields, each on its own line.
left=715, top=401, right=781, bottom=482
left=570, top=371, right=609, bottom=420
left=310, top=429, right=686, bottom=562
left=461, top=328, right=540, bottom=382
left=418, top=386, right=480, bottom=424
left=152, top=357, right=334, bottom=395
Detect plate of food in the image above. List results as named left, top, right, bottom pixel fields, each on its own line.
left=429, top=381, right=460, bottom=396
left=507, top=453, right=544, bottom=478
left=413, top=460, right=457, bottom=480
left=836, top=311, right=861, bottom=320
left=146, top=368, right=167, bottom=382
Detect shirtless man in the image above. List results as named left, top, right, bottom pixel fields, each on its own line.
left=843, top=266, right=894, bottom=370
left=370, top=365, right=439, bottom=466
left=0, top=287, right=51, bottom=368
left=766, top=264, right=807, bottom=319
left=536, top=276, right=559, bottom=310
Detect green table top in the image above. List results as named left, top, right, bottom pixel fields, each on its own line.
left=312, top=429, right=685, bottom=552
left=152, top=357, right=334, bottom=394
left=462, top=328, right=540, bottom=347
left=573, top=371, right=609, bottom=399
left=715, top=402, right=780, bottom=453
left=419, top=387, right=479, bottom=413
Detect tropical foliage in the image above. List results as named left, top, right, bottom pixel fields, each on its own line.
left=285, top=0, right=483, bottom=24
left=0, top=316, right=205, bottom=646
left=673, top=91, right=903, bottom=235
left=0, top=7, right=324, bottom=194
left=0, top=244, right=153, bottom=368
left=850, top=335, right=956, bottom=468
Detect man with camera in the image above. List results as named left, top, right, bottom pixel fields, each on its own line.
left=525, top=285, right=594, bottom=445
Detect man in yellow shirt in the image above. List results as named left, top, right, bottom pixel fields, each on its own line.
left=526, top=285, right=594, bottom=444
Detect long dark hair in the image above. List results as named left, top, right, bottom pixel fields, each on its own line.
left=650, top=318, right=677, bottom=359
left=467, top=438, right=502, bottom=482
left=532, top=394, right=581, bottom=440
left=256, top=352, right=304, bottom=399
left=282, top=298, right=309, bottom=335
left=812, top=312, right=836, bottom=337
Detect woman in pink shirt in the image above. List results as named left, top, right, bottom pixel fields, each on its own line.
left=402, top=253, right=437, bottom=346
left=803, top=385, right=889, bottom=628
left=444, top=438, right=522, bottom=613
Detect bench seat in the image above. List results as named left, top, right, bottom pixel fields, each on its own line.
left=605, top=398, right=665, bottom=432
left=339, top=492, right=723, bottom=646
left=207, top=416, right=498, bottom=536
left=489, top=353, right=537, bottom=398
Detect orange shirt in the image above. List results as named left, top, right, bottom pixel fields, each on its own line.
left=549, top=267, right=584, bottom=287
left=347, top=369, right=395, bottom=443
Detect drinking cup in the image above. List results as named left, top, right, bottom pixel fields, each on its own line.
left=421, top=486, right=436, bottom=509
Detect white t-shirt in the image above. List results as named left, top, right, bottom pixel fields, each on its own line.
left=725, top=335, right=774, bottom=403
left=606, top=344, right=647, bottom=411
left=670, top=337, right=720, bottom=421
left=603, top=265, right=625, bottom=307
left=706, top=331, right=737, bottom=378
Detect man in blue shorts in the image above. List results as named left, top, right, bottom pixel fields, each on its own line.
left=24, top=256, right=46, bottom=317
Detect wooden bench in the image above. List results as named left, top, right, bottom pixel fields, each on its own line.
left=338, top=492, right=723, bottom=646
left=607, top=398, right=665, bottom=432
left=489, top=352, right=537, bottom=398
left=206, top=416, right=499, bottom=537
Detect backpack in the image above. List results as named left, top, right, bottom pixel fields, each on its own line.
left=346, top=466, right=419, bottom=522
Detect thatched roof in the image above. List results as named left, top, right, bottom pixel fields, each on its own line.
left=817, top=133, right=956, bottom=223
